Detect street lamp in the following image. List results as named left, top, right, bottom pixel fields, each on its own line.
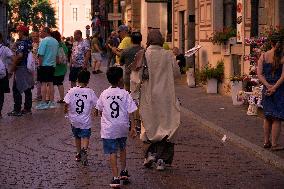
left=120, top=0, right=125, bottom=24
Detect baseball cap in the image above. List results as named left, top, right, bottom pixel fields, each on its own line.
left=118, top=25, right=128, bottom=32
left=17, top=25, right=29, bottom=35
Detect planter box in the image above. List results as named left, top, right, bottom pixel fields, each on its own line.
left=212, top=44, right=221, bottom=53
left=230, top=81, right=243, bottom=105
left=186, top=68, right=195, bottom=87
left=207, top=78, right=218, bottom=94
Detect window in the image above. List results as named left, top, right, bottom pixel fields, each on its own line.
left=85, top=8, right=91, bottom=20
left=223, top=0, right=237, bottom=29
left=73, top=8, right=78, bottom=22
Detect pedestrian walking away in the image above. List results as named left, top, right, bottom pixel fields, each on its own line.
left=120, top=31, right=143, bottom=92
left=64, top=70, right=98, bottom=166
left=7, top=25, right=34, bottom=117
left=139, top=29, right=181, bottom=170
left=257, top=31, right=284, bottom=151
left=36, top=27, right=59, bottom=110
left=96, top=67, right=137, bottom=188
left=69, top=30, right=91, bottom=88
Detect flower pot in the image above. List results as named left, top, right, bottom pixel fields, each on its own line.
left=207, top=78, right=218, bottom=94
left=186, top=68, right=195, bottom=87
left=230, top=81, right=243, bottom=105
left=212, top=44, right=221, bottom=53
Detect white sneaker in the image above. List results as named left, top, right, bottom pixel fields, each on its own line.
left=48, top=101, right=57, bottom=109
left=143, top=153, right=155, bottom=168
left=35, top=101, right=49, bottom=110
left=156, top=159, right=165, bottom=171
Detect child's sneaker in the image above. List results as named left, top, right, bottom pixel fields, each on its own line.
left=120, top=170, right=130, bottom=185
left=75, top=153, right=81, bottom=162
left=143, top=152, right=155, bottom=168
left=156, top=159, right=165, bottom=171
left=80, top=148, right=88, bottom=166
left=110, top=177, right=120, bottom=188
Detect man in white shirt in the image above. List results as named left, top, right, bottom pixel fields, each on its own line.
left=64, top=70, right=98, bottom=166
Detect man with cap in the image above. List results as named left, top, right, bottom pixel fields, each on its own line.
left=109, top=25, right=132, bottom=65
left=8, top=25, right=34, bottom=116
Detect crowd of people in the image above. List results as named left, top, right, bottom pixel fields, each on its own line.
left=0, top=23, right=191, bottom=188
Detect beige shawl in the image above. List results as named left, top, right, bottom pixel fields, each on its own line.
left=140, top=45, right=181, bottom=143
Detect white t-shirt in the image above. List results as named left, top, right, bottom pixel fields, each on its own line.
left=96, top=87, right=138, bottom=139
left=0, top=44, right=13, bottom=68
left=64, top=87, right=98, bottom=129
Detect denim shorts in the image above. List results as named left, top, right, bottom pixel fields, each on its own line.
left=103, top=137, right=127, bottom=154
left=71, top=126, right=91, bottom=139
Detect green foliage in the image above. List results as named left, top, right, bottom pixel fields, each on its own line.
left=209, top=27, right=236, bottom=45
left=198, top=60, right=224, bottom=83
left=8, top=0, right=56, bottom=32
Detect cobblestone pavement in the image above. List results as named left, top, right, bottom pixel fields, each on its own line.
left=175, top=78, right=284, bottom=159
left=1, top=69, right=284, bottom=188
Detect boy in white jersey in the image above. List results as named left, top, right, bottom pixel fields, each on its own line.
left=64, top=70, right=98, bottom=166
left=96, top=67, right=137, bottom=188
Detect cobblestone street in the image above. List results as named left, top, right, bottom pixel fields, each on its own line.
left=1, top=69, right=284, bottom=189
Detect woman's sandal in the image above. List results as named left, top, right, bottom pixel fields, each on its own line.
left=263, top=142, right=272, bottom=149
left=271, top=145, right=284, bottom=151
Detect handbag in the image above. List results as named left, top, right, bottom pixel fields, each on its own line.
left=141, top=51, right=149, bottom=81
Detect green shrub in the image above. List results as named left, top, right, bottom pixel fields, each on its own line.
left=197, top=60, right=224, bottom=83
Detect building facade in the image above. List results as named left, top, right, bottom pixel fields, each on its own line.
left=187, top=0, right=284, bottom=95
left=50, top=0, right=92, bottom=38
left=0, top=0, right=8, bottom=40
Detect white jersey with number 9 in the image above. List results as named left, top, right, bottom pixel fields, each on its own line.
left=64, top=87, right=98, bottom=129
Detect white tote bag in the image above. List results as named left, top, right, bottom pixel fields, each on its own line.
left=27, top=51, right=35, bottom=73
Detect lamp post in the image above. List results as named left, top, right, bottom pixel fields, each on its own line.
left=120, top=0, right=125, bottom=24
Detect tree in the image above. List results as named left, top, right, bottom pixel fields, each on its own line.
left=8, top=0, right=56, bottom=32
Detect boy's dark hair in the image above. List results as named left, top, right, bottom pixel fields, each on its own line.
left=107, top=67, right=123, bottom=85
left=77, top=70, right=91, bottom=84
left=131, top=32, right=142, bottom=44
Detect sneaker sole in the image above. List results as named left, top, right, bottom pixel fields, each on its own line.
left=110, top=184, right=120, bottom=188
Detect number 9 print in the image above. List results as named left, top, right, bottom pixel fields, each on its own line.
left=110, top=101, right=120, bottom=118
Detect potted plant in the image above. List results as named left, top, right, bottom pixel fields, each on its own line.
left=210, top=27, right=236, bottom=55
left=198, top=60, right=224, bottom=94
left=230, top=75, right=243, bottom=105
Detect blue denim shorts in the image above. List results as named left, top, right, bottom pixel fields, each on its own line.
left=103, top=137, right=127, bottom=154
left=71, top=126, right=91, bottom=139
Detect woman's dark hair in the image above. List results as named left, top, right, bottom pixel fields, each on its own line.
left=147, top=29, right=164, bottom=47
left=270, top=32, right=283, bottom=75
left=77, top=70, right=91, bottom=84
left=107, top=67, right=123, bottom=85
left=51, top=30, right=61, bottom=42
left=131, top=32, right=142, bottom=44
